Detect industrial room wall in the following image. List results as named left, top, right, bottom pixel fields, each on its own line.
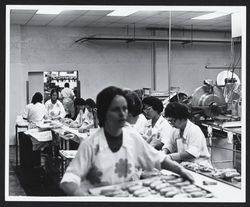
left=8, top=24, right=239, bottom=145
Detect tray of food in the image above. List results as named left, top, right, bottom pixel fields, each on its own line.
left=181, top=162, right=241, bottom=188
left=88, top=173, right=214, bottom=198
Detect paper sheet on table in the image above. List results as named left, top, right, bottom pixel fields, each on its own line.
left=61, top=125, right=89, bottom=140
left=16, top=115, right=29, bottom=127
left=24, top=128, right=52, bottom=142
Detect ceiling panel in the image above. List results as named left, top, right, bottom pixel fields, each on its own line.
left=97, top=16, right=123, bottom=23
left=9, top=9, right=233, bottom=32
left=10, top=9, right=37, bottom=14
left=84, top=10, right=113, bottom=16
left=10, top=13, right=34, bottom=21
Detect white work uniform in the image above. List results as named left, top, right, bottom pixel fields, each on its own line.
left=45, top=99, right=66, bottom=119
left=61, top=127, right=167, bottom=192
left=22, top=102, right=47, bottom=124
left=133, top=113, right=148, bottom=134
left=60, top=87, right=75, bottom=116
left=141, top=115, right=173, bottom=146
left=163, top=119, right=211, bottom=167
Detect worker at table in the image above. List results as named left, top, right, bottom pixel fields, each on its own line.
left=60, top=86, right=193, bottom=196
left=140, top=96, right=173, bottom=150
left=60, top=82, right=75, bottom=119
left=22, top=92, right=47, bottom=125
left=162, top=102, right=212, bottom=168
left=78, top=98, right=97, bottom=133
left=69, top=98, right=86, bottom=128
left=45, top=88, right=66, bottom=120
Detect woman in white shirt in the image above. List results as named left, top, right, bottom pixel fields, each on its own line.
left=162, top=102, right=212, bottom=168
left=60, top=86, right=193, bottom=196
left=22, top=92, right=47, bottom=124
left=45, top=88, right=66, bottom=120
left=78, top=98, right=97, bottom=133
left=141, top=96, right=173, bottom=150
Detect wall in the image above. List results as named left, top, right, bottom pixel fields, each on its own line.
left=8, top=24, right=238, bottom=145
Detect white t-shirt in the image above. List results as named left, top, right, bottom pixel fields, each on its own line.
left=45, top=99, right=66, bottom=119
left=141, top=115, right=173, bottom=146
left=60, top=87, right=75, bottom=99
left=163, top=119, right=211, bottom=167
left=22, top=102, right=47, bottom=124
left=61, top=127, right=167, bottom=191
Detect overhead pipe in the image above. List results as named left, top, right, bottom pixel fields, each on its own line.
left=75, top=35, right=237, bottom=44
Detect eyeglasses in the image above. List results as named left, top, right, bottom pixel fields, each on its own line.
left=167, top=118, right=177, bottom=124
left=143, top=106, right=152, bottom=113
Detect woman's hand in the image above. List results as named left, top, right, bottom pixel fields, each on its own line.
left=179, top=167, right=194, bottom=183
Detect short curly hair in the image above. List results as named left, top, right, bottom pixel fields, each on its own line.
left=142, top=96, right=163, bottom=114
left=96, top=86, right=126, bottom=127
left=164, top=102, right=190, bottom=120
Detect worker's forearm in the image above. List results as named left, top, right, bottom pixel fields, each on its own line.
left=60, top=182, right=87, bottom=196
left=169, top=151, right=195, bottom=162
left=161, top=157, right=194, bottom=183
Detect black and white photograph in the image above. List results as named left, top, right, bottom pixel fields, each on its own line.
left=4, top=4, right=246, bottom=203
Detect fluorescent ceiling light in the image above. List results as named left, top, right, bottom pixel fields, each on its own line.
left=36, top=8, right=63, bottom=14
left=192, top=12, right=231, bottom=20
left=107, top=9, right=138, bottom=16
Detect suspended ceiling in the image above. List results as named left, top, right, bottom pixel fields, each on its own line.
left=10, top=8, right=232, bottom=32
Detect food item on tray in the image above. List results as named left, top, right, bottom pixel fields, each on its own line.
left=168, top=177, right=184, bottom=184
left=159, top=186, right=177, bottom=195
left=203, top=180, right=217, bottom=185
left=141, top=169, right=162, bottom=179
left=133, top=187, right=150, bottom=197
left=174, top=180, right=191, bottom=187
left=232, top=176, right=241, bottom=182
left=173, top=193, right=191, bottom=198
left=99, top=186, right=121, bottom=196
left=183, top=186, right=202, bottom=193
left=155, top=183, right=171, bottom=191
left=165, top=189, right=180, bottom=197
left=161, top=175, right=178, bottom=181
left=127, top=184, right=144, bottom=193
left=149, top=180, right=163, bottom=189
left=190, top=191, right=204, bottom=198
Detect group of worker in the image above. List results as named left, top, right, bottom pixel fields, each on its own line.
left=22, top=84, right=212, bottom=196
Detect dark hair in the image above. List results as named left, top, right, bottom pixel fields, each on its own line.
left=124, top=90, right=142, bottom=117
left=31, top=92, right=43, bottom=104
left=96, top=86, right=126, bottom=127
left=64, top=82, right=69, bottom=88
left=164, top=102, right=190, bottom=120
left=74, top=98, right=85, bottom=106
left=142, top=96, right=163, bottom=114
left=85, top=98, right=96, bottom=108
left=50, top=88, right=59, bottom=98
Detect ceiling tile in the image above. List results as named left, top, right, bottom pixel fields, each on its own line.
left=75, top=15, right=103, bottom=22
left=84, top=10, right=113, bottom=16
left=129, top=10, right=160, bottom=17
left=52, top=14, right=81, bottom=22
left=10, top=19, right=28, bottom=25
left=10, top=9, right=37, bottom=14
left=31, top=14, right=57, bottom=21
left=96, top=16, right=123, bottom=23
left=10, top=13, right=34, bottom=21
left=60, top=10, right=88, bottom=15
